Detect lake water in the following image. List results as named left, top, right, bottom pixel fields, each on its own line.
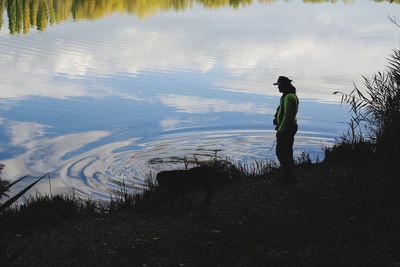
left=0, top=0, right=399, bottom=199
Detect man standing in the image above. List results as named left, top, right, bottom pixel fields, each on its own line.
left=273, top=76, right=299, bottom=184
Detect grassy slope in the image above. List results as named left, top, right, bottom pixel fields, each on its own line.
left=1, top=159, right=400, bottom=266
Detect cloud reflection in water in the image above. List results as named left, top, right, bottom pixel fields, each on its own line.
left=0, top=0, right=397, bottom=199
left=3, top=128, right=335, bottom=199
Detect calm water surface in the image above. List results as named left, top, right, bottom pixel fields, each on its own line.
left=0, top=0, right=399, bottom=199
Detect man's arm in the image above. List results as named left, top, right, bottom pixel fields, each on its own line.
left=273, top=107, right=279, bottom=128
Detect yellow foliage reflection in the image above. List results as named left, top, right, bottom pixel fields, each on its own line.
left=0, top=0, right=4, bottom=30
left=0, top=0, right=398, bottom=35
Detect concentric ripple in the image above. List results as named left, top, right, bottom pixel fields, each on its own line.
left=56, top=129, right=335, bottom=200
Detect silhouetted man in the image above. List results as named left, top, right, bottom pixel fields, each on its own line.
left=273, top=76, right=299, bottom=184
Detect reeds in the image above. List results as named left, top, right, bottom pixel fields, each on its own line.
left=0, top=173, right=50, bottom=213
left=235, top=160, right=278, bottom=177
left=333, top=48, right=400, bottom=158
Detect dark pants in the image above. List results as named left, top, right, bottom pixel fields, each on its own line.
left=276, top=125, right=297, bottom=179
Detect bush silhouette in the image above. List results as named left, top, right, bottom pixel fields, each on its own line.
left=333, top=49, right=400, bottom=158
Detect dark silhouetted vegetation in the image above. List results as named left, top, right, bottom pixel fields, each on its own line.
left=0, top=159, right=241, bottom=229
left=328, top=48, right=400, bottom=163
left=1, top=3, right=400, bottom=266
left=1, top=153, right=400, bottom=266
left=0, top=194, right=98, bottom=229
left=0, top=163, right=9, bottom=199
left=0, top=173, right=49, bottom=213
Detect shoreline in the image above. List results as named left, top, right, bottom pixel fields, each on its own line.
left=1, top=156, right=399, bottom=266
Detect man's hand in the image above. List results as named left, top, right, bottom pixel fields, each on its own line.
left=276, top=131, right=284, bottom=138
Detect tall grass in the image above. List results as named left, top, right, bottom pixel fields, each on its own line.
left=0, top=193, right=100, bottom=232
left=0, top=163, right=9, bottom=199
left=333, top=48, right=400, bottom=158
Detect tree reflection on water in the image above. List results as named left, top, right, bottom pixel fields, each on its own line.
left=0, top=0, right=398, bottom=35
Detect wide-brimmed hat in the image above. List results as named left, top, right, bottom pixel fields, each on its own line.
left=273, top=76, right=292, bottom=86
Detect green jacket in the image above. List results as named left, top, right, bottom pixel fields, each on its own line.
left=274, top=92, right=299, bottom=133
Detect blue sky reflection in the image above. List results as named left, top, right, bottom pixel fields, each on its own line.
left=0, top=0, right=399, bottom=198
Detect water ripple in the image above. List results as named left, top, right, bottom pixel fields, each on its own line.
left=55, top=129, right=334, bottom=199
